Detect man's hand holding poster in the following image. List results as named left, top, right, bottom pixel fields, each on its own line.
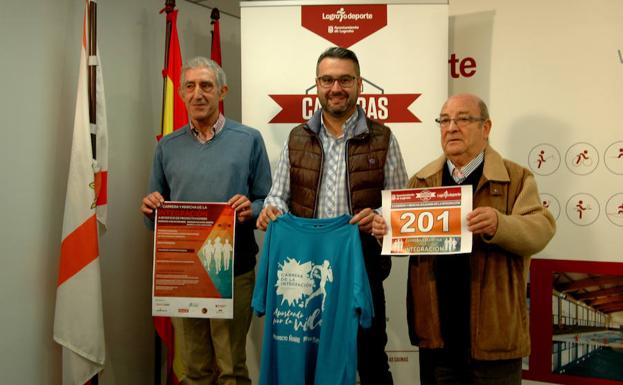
left=381, top=186, right=473, bottom=255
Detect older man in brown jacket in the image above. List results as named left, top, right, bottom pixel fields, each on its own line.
left=374, top=93, right=556, bottom=384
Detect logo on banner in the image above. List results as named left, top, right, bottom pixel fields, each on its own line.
left=301, top=5, right=387, bottom=47
left=392, top=188, right=461, bottom=204
left=269, top=79, right=420, bottom=124
left=415, top=190, right=436, bottom=201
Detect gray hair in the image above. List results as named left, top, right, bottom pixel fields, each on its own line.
left=316, top=47, right=360, bottom=76
left=478, top=99, right=490, bottom=120
left=180, top=56, right=227, bottom=89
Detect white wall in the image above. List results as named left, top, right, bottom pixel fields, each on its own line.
left=1, top=2, right=84, bottom=384
left=0, top=0, right=240, bottom=384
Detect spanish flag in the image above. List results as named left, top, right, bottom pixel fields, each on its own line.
left=155, top=5, right=187, bottom=384
left=160, top=8, right=188, bottom=139
left=210, top=8, right=223, bottom=114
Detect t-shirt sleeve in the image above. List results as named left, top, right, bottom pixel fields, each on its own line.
left=352, top=229, right=374, bottom=328
left=251, top=222, right=273, bottom=317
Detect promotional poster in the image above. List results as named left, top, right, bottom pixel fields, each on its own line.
left=153, top=202, right=235, bottom=319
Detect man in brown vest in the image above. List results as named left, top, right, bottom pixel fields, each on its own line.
left=257, top=47, right=408, bottom=385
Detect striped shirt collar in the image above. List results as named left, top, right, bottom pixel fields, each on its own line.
left=447, top=150, right=484, bottom=183
left=320, top=108, right=359, bottom=140
left=190, top=113, right=225, bottom=143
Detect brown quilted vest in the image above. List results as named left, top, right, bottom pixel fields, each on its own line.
left=288, top=118, right=391, bottom=218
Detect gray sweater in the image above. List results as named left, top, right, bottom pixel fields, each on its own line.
left=147, top=119, right=272, bottom=275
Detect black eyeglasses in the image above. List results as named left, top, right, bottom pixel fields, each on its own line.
left=316, top=75, right=357, bottom=88
left=435, top=116, right=484, bottom=128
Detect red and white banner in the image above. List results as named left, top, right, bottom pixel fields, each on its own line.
left=268, top=93, right=421, bottom=124
left=53, top=1, right=106, bottom=383
left=241, top=1, right=448, bottom=382
left=301, top=4, right=387, bottom=47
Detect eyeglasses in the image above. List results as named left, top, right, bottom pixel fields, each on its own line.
left=435, top=116, right=484, bottom=128
left=316, top=75, right=357, bottom=88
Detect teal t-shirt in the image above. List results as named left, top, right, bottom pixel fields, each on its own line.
left=252, top=214, right=373, bottom=385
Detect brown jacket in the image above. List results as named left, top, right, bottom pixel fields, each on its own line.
left=407, top=145, right=556, bottom=360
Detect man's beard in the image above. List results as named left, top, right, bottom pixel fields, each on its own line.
left=321, top=91, right=356, bottom=117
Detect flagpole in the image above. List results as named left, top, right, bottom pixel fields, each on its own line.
left=88, top=0, right=97, bottom=160
left=210, top=7, right=219, bottom=41
left=157, top=3, right=176, bottom=382
left=210, top=7, right=223, bottom=113
left=87, top=1, right=100, bottom=384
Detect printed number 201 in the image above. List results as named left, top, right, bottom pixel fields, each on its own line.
left=400, top=210, right=449, bottom=233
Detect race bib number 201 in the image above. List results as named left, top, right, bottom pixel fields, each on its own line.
left=382, top=187, right=472, bottom=255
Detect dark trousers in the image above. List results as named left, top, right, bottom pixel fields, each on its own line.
left=419, top=348, right=522, bottom=385
left=357, top=258, right=393, bottom=385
